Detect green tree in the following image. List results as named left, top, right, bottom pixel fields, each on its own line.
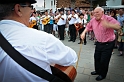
left=92, top=0, right=107, bottom=7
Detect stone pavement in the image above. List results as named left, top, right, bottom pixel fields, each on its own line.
left=60, top=35, right=124, bottom=82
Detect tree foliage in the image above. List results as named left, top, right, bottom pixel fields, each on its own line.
left=92, top=0, right=107, bottom=7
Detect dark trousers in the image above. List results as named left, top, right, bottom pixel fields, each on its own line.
left=69, top=24, right=76, bottom=41
left=33, top=25, right=38, bottom=30
left=118, top=41, right=124, bottom=51
left=58, top=25, right=65, bottom=40
left=79, top=27, right=86, bottom=43
left=94, top=40, right=115, bottom=78
left=44, top=24, right=50, bottom=33
left=49, top=24, right=53, bottom=34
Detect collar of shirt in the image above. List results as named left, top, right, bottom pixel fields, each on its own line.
left=118, top=14, right=124, bottom=17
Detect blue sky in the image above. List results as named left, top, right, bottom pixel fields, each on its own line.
left=33, top=0, right=44, bottom=7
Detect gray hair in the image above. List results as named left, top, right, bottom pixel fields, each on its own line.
left=0, top=4, right=15, bottom=20
left=95, top=7, right=104, bottom=12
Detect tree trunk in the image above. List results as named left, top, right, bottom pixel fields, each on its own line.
left=71, top=0, right=75, bottom=8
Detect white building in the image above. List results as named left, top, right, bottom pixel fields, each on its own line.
left=44, top=0, right=57, bottom=12
left=106, top=0, right=122, bottom=6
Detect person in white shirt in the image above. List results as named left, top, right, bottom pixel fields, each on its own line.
left=68, top=9, right=78, bottom=42
left=74, top=13, right=87, bottom=44
left=55, top=9, right=67, bottom=40
left=53, top=11, right=59, bottom=36
left=65, top=10, right=71, bottom=38
left=0, top=0, right=77, bottom=82
left=29, top=12, right=37, bottom=29
left=82, top=10, right=88, bottom=20
left=39, top=13, right=43, bottom=30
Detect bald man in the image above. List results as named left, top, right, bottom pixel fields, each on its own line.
left=81, top=7, right=121, bottom=81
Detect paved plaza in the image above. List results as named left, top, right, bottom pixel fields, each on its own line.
left=60, top=35, right=124, bottom=82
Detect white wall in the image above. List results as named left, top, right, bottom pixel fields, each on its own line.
left=106, top=0, right=122, bottom=6
left=45, top=0, right=57, bottom=12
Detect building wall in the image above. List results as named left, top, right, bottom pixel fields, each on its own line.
left=45, top=0, right=57, bottom=12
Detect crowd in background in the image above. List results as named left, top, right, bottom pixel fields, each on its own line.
left=29, top=7, right=124, bottom=56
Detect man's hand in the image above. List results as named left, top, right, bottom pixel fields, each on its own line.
left=120, top=33, right=124, bottom=36
left=101, top=20, right=110, bottom=28
left=68, top=17, right=71, bottom=21
left=75, top=26, right=78, bottom=28
left=80, top=32, right=85, bottom=40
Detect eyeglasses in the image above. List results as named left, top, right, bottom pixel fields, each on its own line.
left=11, top=4, right=34, bottom=11
left=20, top=4, right=34, bottom=10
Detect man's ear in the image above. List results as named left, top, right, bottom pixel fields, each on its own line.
left=14, top=4, right=22, bottom=17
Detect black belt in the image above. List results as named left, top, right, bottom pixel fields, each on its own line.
left=97, top=40, right=115, bottom=45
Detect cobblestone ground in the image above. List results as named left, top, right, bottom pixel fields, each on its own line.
left=58, top=35, right=124, bottom=82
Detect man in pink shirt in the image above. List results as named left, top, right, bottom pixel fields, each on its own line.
left=81, top=7, right=121, bottom=81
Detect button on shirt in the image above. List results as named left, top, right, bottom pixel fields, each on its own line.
left=68, top=14, right=78, bottom=25
left=86, top=15, right=120, bottom=42
left=0, top=20, right=77, bottom=82
left=75, top=18, right=87, bottom=27
left=55, top=14, right=67, bottom=25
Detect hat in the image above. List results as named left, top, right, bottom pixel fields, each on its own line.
left=58, top=9, right=64, bottom=12
left=79, top=13, right=84, bottom=17
left=71, top=9, right=76, bottom=13
left=0, top=0, right=37, bottom=4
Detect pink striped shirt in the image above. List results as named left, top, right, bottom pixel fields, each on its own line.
left=86, top=15, right=120, bottom=42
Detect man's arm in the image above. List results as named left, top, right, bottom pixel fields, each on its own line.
left=108, top=23, right=121, bottom=30
left=102, top=17, right=121, bottom=30
left=80, top=28, right=88, bottom=40
left=45, top=34, right=77, bottom=66
left=81, top=20, right=92, bottom=40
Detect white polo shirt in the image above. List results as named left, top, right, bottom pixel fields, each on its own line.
left=55, top=14, right=67, bottom=25
left=0, top=20, right=77, bottom=82
left=68, top=14, right=78, bottom=25
left=29, top=16, right=36, bottom=22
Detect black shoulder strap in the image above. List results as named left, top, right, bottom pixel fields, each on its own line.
left=83, top=19, right=84, bottom=25
left=0, top=33, right=65, bottom=82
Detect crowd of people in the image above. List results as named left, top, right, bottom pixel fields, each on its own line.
left=29, top=7, right=93, bottom=45
left=0, top=0, right=124, bottom=81
left=29, top=6, right=124, bottom=81
left=29, top=7, right=124, bottom=57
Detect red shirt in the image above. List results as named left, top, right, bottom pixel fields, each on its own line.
left=86, top=15, right=120, bottom=42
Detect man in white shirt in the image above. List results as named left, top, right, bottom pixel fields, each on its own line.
left=29, top=12, right=38, bottom=30
left=68, top=9, right=78, bottom=42
left=0, top=0, right=77, bottom=82
left=55, top=9, right=67, bottom=40
left=74, top=13, right=87, bottom=44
